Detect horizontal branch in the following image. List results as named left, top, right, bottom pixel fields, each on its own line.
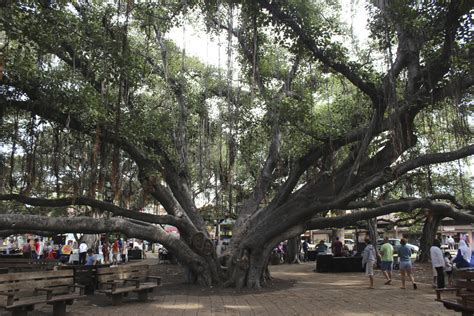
left=306, top=198, right=474, bottom=230
left=0, top=213, right=211, bottom=275
left=0, top=194, right=191, bottom=232
left=0, top=214, right=166, bottom=241
left=395, top=144, right=474, bottom=177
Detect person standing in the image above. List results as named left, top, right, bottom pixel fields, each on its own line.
left=332, top=237, right=343, bottom=257
left=430, top=239, right=445, bottom=289
left=79, top=240, right=88, bottom=265
left=444, top=252, right=454, bottom=287
left=34, top=238, right=42, bottom=259
left=398, top=238, right=417, bottom=290
left=61, top=240, right=73, bottom=263
left=30, top=238, right=37, bottom=259
left=6, top=239, right=14, bottom=255
left=447, top=236, right=455, bottom=250
left=362, top=238, right=376, bottom=289
left=302, top=240, right=309, bottom=262
left=112, top=239, right=120, bottom=265
left=38, top=238, right=45, bottom=259
left=120, top=239, right=128, bottom=263
left=22, top=239, right=31, bottom=258
left=380, top=237, right=394, bottom=285
left=102, top=241, right=110, bottom=264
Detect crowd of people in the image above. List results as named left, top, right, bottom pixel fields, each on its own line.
left=2, top=236, right=150, bottom=266
left=361, top=235, right=473, bottom=290
left=362, top=237, right=418, bottom=290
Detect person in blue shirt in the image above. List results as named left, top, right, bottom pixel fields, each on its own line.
left=398, top=238, right=417, bottom=290
left=315, top=240, right=328, bottom=255
left=85, top=249, right=97, bottom=266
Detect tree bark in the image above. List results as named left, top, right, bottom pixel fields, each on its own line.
left=418, top=211, right=441, bottom=262
left=285, top=236, right=301, bottom=264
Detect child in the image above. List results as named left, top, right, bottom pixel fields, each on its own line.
left=85, top=249, right=97, bottom=266
left=444, top=252, right=453, bottom=287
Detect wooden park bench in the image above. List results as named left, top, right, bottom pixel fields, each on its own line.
left=58, top=263, right=111, bottom=294
left=0, top=257, right=59, bottom=272
left=436, top=269, right=474, bottom=316
left=0, top=269, right=84, bottom=316
left=97, top=264, right=161, bottom=305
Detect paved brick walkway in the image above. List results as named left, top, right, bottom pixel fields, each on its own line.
left=35, top=262, right=454, bottom=316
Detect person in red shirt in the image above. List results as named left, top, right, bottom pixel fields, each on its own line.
left=112, top=239, right=120, bottom=265
left=34, top=238, right=41, bottom=259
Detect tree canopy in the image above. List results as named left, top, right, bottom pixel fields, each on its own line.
left=0, top=0, right=473, bottom=287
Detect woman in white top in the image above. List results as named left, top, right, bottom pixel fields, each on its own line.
left=430, top=239, right=445, bottom=289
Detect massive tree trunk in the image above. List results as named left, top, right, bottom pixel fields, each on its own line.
left=418, top=211, right=441, bottom=262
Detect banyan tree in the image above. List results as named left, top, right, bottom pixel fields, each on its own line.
left=0, top=0, right=473, bottom=288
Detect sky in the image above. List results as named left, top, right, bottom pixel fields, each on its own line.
left=166, top=0, right=371, bottom=67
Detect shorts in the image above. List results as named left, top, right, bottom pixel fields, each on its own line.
left=432, top=267, right=437, bottom=277
left=446, top=270, right=453, bottom=276
left=399, top=261, right=412, bottom=270
left=381, top=261, right=393, bottom=271
left=365, top=262, right=374, bottom=276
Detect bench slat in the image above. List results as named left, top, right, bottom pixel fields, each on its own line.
left=0, top=269, right=72, bottom=282
left=456, top=280, right=474, bottom=291
left=99, top=284, right=157, bottom=295
left=1, top=296, right=47, bottom=309
left=0, top=278, right=73, bottom=292
left=97, top=270, right=149, bottom=283
left=96, top=264, right=149, bottom=274
left=47, top=293, right=82, bottom=303
left=457, top=270, right=474, bottom=280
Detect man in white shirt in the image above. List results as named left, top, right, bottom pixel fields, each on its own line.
left=430, top=239, right=445, bottom=289
left=447, top=236, right=455, bottom=250
left=79, top=241, right=88, bottom=265
left=6, top=239, right=14, bottom=255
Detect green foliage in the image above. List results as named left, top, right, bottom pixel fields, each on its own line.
left=0, top=0, right=472, bottom=219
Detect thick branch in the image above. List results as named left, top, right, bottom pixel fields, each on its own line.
left=306, top=199, right=474, bottom=230
left=258, top=0, right=378, bottom=102
left=0, top=213, right=210, bottom=276
left=0, top=214, right=167, bottom=241
left=395, top=145, right=474, bottom=177
left=0, top=194, right=193, bottom=231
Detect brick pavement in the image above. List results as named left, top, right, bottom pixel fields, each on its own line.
left=29, top=262, right=454, bottom=316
